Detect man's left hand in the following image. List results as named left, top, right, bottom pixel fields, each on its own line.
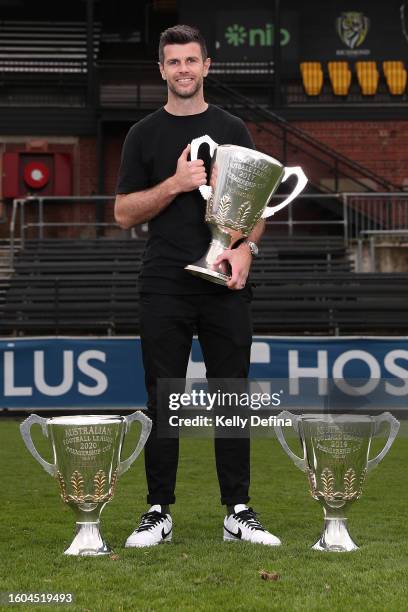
left=214, top=243, right=252, bottom=290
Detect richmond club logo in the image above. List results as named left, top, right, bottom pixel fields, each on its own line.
left=336, top=12, right=370, bottom=49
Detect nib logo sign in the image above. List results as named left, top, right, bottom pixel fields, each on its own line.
left=225, top=23, right=290, bottom=47
left=225, top=24, right=247, bottom=46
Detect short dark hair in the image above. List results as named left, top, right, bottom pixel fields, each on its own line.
left=159, top=24, right=207, bottom=64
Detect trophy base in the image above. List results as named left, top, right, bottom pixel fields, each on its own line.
left=64, top=521, right=112, bottom=556
left=312, top=518, right=359, bottom=553
left=185, top=237, right=234, bottom=286
left=185, top=264, right=229, bottom=286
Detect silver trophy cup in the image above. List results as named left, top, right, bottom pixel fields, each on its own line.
left=185, top=135, right=308, bottom=285
left=274, top=412, right=399, bottom=552
left=20, top=412, right=152, bottom=556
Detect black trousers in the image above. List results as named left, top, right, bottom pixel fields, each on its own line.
left=140, top=291, right=252, bottom=506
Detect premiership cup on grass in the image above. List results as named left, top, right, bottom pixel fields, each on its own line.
left=20, top=412, right=152, bottom=556
left=274, top=412, right=399, bottom=552
left=185, top=134, right=308, bottom=285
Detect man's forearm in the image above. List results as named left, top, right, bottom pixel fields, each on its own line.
left=115, top=176, right=180, bottom=229
left=247, top=219, right=266, bottom=245
left=237, top=218, right=266, bottom=253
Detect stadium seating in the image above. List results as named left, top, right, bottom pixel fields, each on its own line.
left=298, top=59, right=407, bottom=100
left=0, top=239, right=142, bottom=334
left=355, top=61, right=380, bottom=95
left=328, top=62, right=352, bottom=96
left=300, top=62, right=324, bottom=96
left=1, top=236, right=407, bottom=336
left=383, top=61, right=407, bottom=95
left=251, top=271, right=408, bottom=333
left=0, top=21, right=100, bottom=73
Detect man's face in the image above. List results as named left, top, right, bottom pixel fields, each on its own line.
left=160, top=42, right=210, bottom=99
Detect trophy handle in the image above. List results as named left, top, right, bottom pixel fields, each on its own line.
left=274, top=410, right=307, bottom=471
left=118, top=410, right=152, bottom=476
left=262, top=166, right=308, bottom=218
left=190, top=134, right=218, bottom=201
left=367, top=412, right=400, bottom=472
left=20, top=414, right=56, bottom=476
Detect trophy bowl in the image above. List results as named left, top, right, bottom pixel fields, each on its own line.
left=185, top=135, right=308, bottom=285
left=20, top=412, right=152, bottom=556
left=274, top=411, right=399, bottom=552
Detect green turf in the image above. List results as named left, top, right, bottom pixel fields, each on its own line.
left=0, top=418, right=407, bottom=612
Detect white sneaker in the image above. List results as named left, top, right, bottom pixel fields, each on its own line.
left=223, top=504, right=281, bottom=546
left=125, top=505, right=172, bottom=548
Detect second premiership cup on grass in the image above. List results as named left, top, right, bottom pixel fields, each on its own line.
left=185, top=134, right=308, bottom=285
left=274, top=412, right=399, bottom=552
left=20, top=412, right=152, bottom=556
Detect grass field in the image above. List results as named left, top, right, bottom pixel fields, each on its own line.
left=0, top=418, right=407, bottom=612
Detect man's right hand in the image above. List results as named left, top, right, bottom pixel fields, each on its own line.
left=172, top=144, right=207, bottom=193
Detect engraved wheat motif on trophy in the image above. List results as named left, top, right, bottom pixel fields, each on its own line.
left=92, top=468, right=118, bottom=502
left=312, top=467, right=365, bottom=502
left=57, top=468, right=119, bottom=505
left=210, top=195, right=256, bottom=232
left=57, top=470, right=68, bottom=503
left=343, top=468, right=358, bottom=500
left=110, top=468, right=118, bottom=497
left=358, top=468, right=367, bottom=498
left=321, top=468, right=336, bottom=499
left=306, top=468, right=317, bottom=497
left=93, top=470, right=107, bottom=501
left=360, top=468, right=367, bottom=488
left=236, top=202, right=252, bottom=225
left=213, top=194, right=232, bottom=225
left=70, top=470, right=85, bottom=503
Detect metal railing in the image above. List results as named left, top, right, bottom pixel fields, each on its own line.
left=9, top=192, right=408, bottom=267
left=9, top=193, right=347, bottom=266
left=264, top=193, right=347, bottom=240
left=343, top=193, right=408, bottom=271
left=344, top=193, right=408, bottom=240
left=9, top=195, right=125, bottom=266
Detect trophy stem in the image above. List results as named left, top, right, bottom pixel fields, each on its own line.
left=185, top=228, right=234, bottom=285
left=64, top=521, right=112, bottom=557
left=312, top=508, right=359, bottom=552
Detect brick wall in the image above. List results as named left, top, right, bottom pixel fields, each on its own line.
left=99, top=120, right=408, bottom=194
left=78, top=137, right=97, bottom=195
left=247, top=120, right=408, bottom=188
left=103, top=132, right=127, bottom=196
left=98, top=130, right=128, bottom=229
left=297, top=121, right=408, bottom=188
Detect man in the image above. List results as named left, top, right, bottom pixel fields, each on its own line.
left=115, top=24, right=281, bottom=547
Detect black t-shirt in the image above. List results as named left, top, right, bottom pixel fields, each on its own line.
left=116, top=104, right=254, bottom=294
